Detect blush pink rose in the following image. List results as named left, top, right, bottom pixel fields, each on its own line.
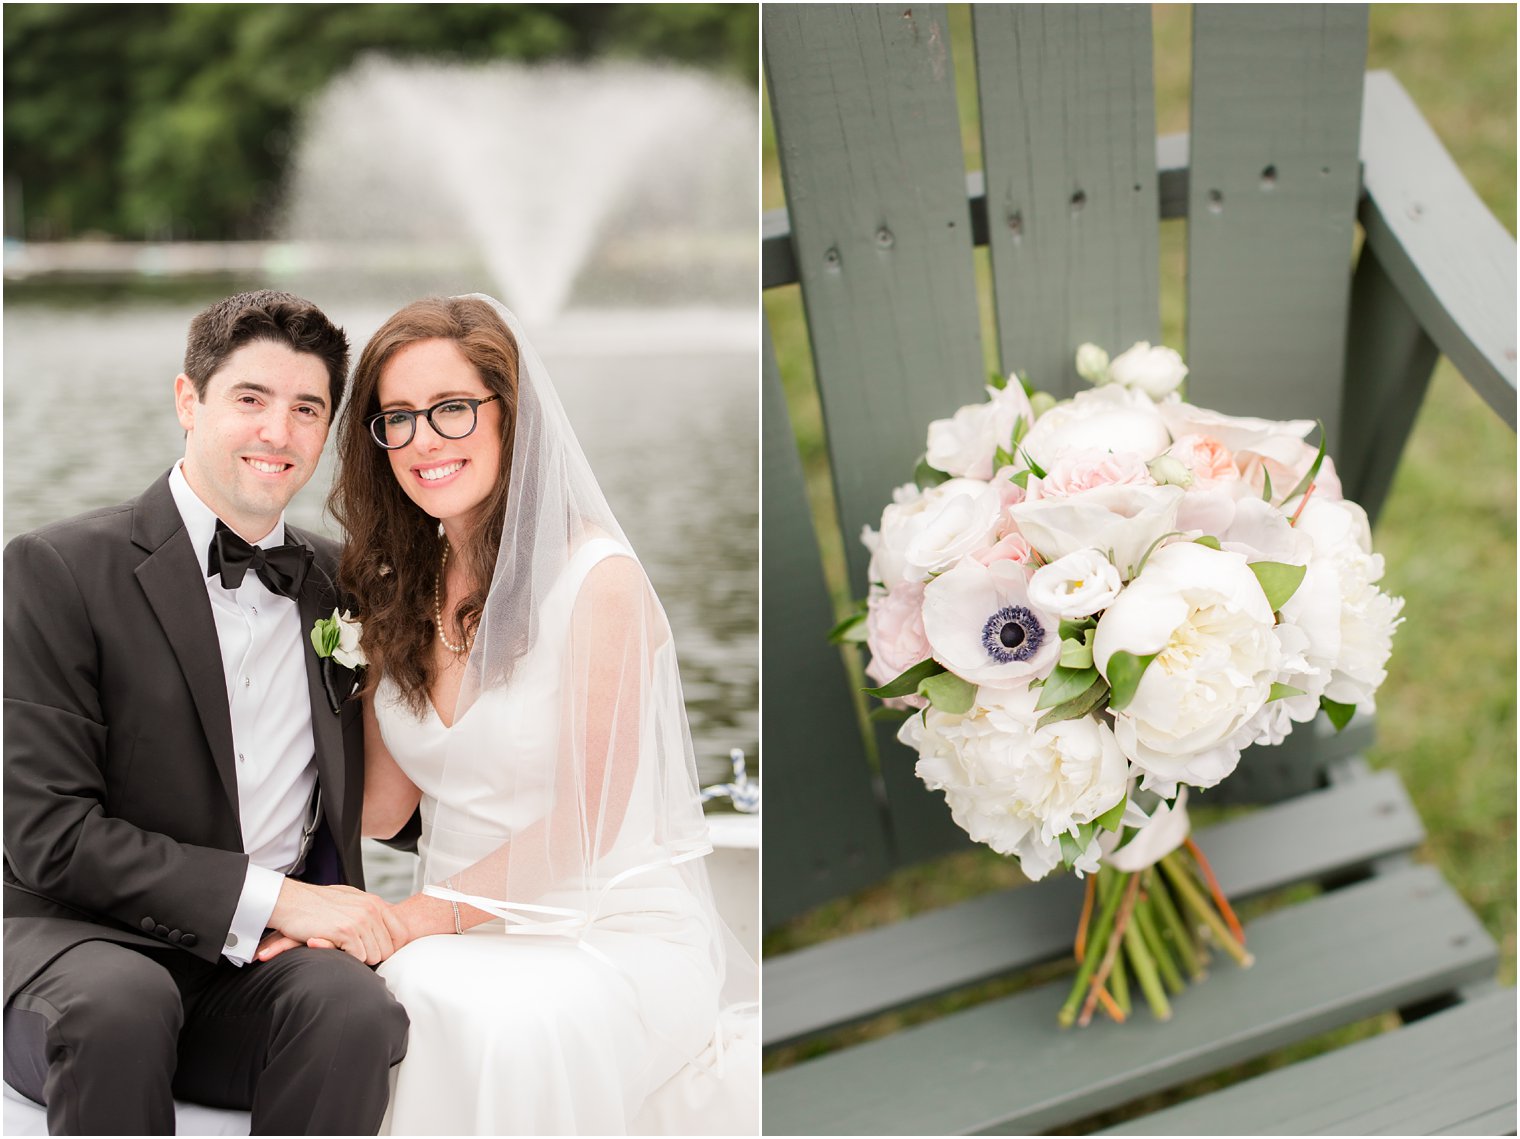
left=974, top=529, right=1035, bottom=567
left=1168, top=434, right=1238, bottom=484
left=865, top=581, right=931, bottom=699
left=1030, top=449, right=1150, bottom=500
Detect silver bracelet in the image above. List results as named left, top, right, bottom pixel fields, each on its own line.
left=451, top=900, right=463, bottom=935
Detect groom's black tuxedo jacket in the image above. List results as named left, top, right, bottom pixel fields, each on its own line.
left=2, top=471, right=367, bottom=1008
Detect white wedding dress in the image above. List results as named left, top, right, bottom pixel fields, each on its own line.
left=373, top=539, right=755, bottom=1136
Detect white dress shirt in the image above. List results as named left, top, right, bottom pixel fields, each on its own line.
left=169, top=462, right=319, bottom=965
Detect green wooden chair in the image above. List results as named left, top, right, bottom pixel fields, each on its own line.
left=761, top=5, right=1516, bottom=1134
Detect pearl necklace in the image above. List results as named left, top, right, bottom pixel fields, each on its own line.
left=433, top=543, right=471, bottom=654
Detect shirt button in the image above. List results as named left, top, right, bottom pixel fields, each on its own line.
left=250, top=605, right=259, bottom=616
left=238, top=752, right=246, bottom=765
left=243, top=676, right=252, bottom=688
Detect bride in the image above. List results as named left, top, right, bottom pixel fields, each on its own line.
left=315, top=294, right=754, bottom=1134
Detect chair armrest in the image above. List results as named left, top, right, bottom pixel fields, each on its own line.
left=1358, top=70, right=1517, bottom=428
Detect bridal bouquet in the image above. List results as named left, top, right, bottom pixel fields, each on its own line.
left=835, top=341, right=1403, bottom=1026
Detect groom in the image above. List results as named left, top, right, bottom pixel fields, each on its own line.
left=3, top=291, right=409, bottom=1134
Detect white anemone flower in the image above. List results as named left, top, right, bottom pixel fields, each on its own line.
left=921, top=556, right=1060, bottom=689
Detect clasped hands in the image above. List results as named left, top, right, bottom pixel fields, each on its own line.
left=255, top=878, right=410, bottom=965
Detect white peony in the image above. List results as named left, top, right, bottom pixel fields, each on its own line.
left=1007, top=483, right=1185, bottom=579
left=1106, top=341, right=1189, bottom=399
left=1289, top=496, right=1404, bottom=714
left=925, top=382, right=1035, bottom=480
left=903, top=685, right=1129, bottom=881
left=1092, top=542, right=1285, bottom=794
left=921, top=556, right=1060, bottom=688
left=1020, top=383, right=1173, bottom=473
left=1028, top=549, right=1123, bottom=619
left=863, top=478, right=1003, bottom=587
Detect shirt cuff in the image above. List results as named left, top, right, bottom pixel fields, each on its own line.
left=223, top=863, right=284, bottom=966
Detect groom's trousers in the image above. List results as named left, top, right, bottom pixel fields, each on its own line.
left=3, top=937, right=409, bottom=1135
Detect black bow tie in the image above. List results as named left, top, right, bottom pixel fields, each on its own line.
left=206, top=521, right=312, bottom=599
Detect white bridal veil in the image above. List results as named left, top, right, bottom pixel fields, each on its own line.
left=418, top=295, right=757, bottom=1123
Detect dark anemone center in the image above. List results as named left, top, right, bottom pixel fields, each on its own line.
left=982, top=605, right=1044, bottom=665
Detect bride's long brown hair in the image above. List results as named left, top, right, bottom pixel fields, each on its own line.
left=330, top=297, right=520, bottom=714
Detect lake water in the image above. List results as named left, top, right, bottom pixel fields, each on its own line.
left=3, top=284, right=758, bottom=899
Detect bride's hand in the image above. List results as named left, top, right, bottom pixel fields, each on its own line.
left=255, top=932, right=351, bottom=961
left=256, top=931, right=307, bottom=960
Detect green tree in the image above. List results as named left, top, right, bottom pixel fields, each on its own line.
left=4, top=3, right=756, bottom=240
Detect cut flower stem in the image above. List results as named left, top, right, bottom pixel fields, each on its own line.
left=1078, top=873, right=1141, bottom=1027
left=1059, top=867, right=1129, bottom=1027
left=1161, top=853, right=1254, bottom=967
left=1060, top=846, right=1250, bottom=1026
left=1123, top=910, right=1172, bottom=1020
left=1148, top=862, right=1204, bottom=979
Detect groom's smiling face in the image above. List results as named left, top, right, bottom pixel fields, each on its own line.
left=175, top=339, right=332, bottom=541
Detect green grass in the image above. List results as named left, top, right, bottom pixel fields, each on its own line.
left=763, top=0, right=1517, bottom=1100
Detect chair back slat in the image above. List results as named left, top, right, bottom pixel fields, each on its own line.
left=762, top=324, right=894, bottom=927
left=763, top=3, right=986, bottom=592
left=765, top=3, right=994, bottom=873
left=1186, top=4, right=1368, bottom=451
left=974, top=4, right=1161, bottom=394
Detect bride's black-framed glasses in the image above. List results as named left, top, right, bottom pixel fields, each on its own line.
left=366, top=395, right=502, bottom=449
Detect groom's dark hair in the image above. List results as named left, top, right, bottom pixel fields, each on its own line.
left=183, top=290, right=351, bottom=413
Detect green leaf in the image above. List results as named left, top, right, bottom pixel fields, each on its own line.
left=1249, top=560, right=1307, bottom=611
left=826, top=607, right=869, bottom=644
left=1260, top=467, right=1274, bottom=502
left=1280, top=423, right=1327, bottom=505
left=1193, top=535, right=1221, bottom=550
left=1020, top=448, right=1048, bottom=479
left=1010, top=469, right=1031, bottom=490
left=869, top=705, right=913, bottom=723
left=1059, top=632, right=1094, bottom=670
left=989, top=369, right=1009, bottom=391
left=1320, top=696, right=1356, bottom=731
left=1268, top=681, right=1305, bottom=702
left=1058, top=617, right=1097, bottom=641
left=993, top=445, right=1017, bottom=470
left=1105, top=650, right=1157, bottom=713
left=863, top=658, right=943, bottom=700
left=1035, top=665, right=1100, bottom=710
left=1016, top=370, right=1033, bottom=397
left=919, top=671, right=976, bottom=715
left=310, top=615, right=340, bottom=658
left=1035, top=674, right=1109, bottom=730
left=914, top=456, right=951, bottom=490
left=1060, top=823, right=1097, bottom=868
left=1010, top=414, right=1030, bottom=450
left=1095, top=795, right=1127, bottom=833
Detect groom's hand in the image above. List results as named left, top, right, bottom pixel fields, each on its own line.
left=264, top=880, right=410, bottom=964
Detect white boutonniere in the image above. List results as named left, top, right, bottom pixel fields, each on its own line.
left=311, top=609, right=367, bottom=670
left=311, top=610, right=367, bottom=714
